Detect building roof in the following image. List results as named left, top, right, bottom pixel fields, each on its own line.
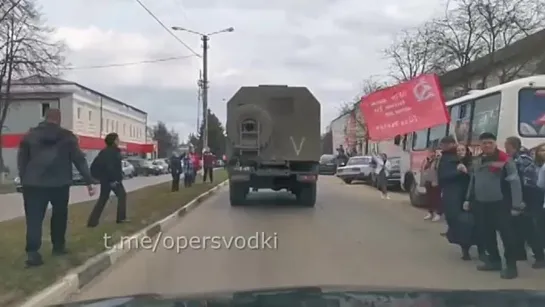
left=12, top=75, right=147, bottom=115
left=439, top=28, right=545, bottom=87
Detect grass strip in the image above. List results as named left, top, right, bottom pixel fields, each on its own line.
left=0, top=170, right=227, bottom=306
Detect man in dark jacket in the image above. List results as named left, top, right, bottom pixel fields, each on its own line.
left=464, top=132, right=522, bottom=279
left=87, top=133, right=127, bottom=227
left=17, top=109, right=95, bottom=267
left=202, top=148, right=215, bottom=183
left=170, top=152, right=182, bottom=191
left=505, top=136, right=545, bottom=268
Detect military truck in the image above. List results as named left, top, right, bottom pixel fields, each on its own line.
left=225, top=85, right=321, bottom=207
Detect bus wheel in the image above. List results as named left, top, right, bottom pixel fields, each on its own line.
left=409, top=180, right=424, bottom=207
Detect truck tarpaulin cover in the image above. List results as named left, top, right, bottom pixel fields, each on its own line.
left=359, top=74, right=449, bottom=141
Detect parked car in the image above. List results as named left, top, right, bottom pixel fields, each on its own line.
left=14, top=166, right=87, bottom=193
left=122, top=160, right=136, bottom=178
left=336, top=156, right=373, bottom=184
left=127, top=158, right=157, bottom=176
left=369, top=156, right=401, bottom=190
left=318, top=154, right=338, bottom=175
left=152, top=159, right=169, bottom=174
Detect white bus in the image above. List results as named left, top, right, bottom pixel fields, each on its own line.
left=372, top=75, right=545, bottom=207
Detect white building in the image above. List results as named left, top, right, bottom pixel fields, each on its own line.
left=1, top=76, right=156, bottom=177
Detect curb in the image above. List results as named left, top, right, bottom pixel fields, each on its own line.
left=19, top=179, right=230, bottom=307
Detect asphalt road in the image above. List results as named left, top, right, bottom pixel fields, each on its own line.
left=71, top=176, right=545, bottom=303
left=0, top=174, right=172, bottom=222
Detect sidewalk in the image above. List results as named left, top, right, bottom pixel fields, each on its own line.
left=0, top=174, right=172, bottom=222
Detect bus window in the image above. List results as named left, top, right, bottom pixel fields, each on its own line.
left=412, top=129, right=428, bottom=150
left=519, top=88, right=545, bottom=137
left=449, top=103, right=471, bottom=143
left=470, top=92, right=501, bottom=142
left=394, top=135, right=401, bottom=145
left=428, top=124, right=447, bottom=149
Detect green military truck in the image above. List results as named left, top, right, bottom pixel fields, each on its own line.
left=225, top=85, right=321, bottom=207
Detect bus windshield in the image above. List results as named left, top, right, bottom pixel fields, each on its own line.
left=519, top=88, right=545, bottom=137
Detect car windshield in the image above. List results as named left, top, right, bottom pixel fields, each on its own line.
left=347, top=157, right=371, bottom=165
left=319, top=155, right=335, bottom=163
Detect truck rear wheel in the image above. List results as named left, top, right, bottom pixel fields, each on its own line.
left=296, top=183, right=316, bottom=207
left=229, top=182, right=247, bottom=206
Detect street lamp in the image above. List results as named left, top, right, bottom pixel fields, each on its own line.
left=171, top=26, right=234, bottom=154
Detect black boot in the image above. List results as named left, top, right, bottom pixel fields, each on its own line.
left=25, top=252, right=44, bottom=267
left=52, top=246, right=69, bottom=256
left=461, top=246, right=471, bottom=261
left=500, top=263, right=518, bottom=279
left=477, top=261, right=502, bottom=271
left=532, top=260, right=545, bottom=269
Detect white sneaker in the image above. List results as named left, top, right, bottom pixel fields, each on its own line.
left=424, top=213, right=433, bottom=220
left=380, top=193, right=385, bottom=199
left=431, top=214, right=441, bottom=222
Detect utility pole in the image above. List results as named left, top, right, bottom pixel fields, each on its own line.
left=170, top=25, right=233, bottom=153
left=197, top=70, right=202, bottom=133
left=201, top=35, right=209, bottom=152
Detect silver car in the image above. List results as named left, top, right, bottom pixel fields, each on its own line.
left=336, top=156, right=374, bottom=184
left=122, top=160, right=136, bottom=178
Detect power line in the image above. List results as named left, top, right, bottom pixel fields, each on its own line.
left=62, top=55, right=195, bottom=70
left=134, top=0, right=201, bottom=57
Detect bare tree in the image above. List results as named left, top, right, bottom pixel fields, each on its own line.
left=430, top=0, right=485, bottom=90
left=0, top=0, right=64, bottom=179
left=384, top=24, right=446, bottom=82
left=431, top=0, right=544, bottom=88
left=474, top=0, right=545, bottom=83
left=337, top=77, right=389, bottom=115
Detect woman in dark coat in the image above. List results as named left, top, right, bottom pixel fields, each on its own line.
left=439, top=143, right=485, bottom=260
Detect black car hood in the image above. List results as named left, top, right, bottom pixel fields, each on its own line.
left=52, top=285, right=545, bottom=307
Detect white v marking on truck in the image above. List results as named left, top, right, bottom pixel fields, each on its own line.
left=290, top=136, right=305, bottom=156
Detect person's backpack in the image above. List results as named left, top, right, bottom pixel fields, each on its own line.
left=516, top=153, right=539, bottom=189
left=90, top=152, right=104, bottom=179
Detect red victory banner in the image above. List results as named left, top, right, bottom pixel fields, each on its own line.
left=359, top=74, right=449, bottom=141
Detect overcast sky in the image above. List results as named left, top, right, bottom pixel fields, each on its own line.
left=39, top=0, right=443, bottom=140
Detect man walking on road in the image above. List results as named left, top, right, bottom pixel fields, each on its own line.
left=87, top=133, right=128, bottom=228
left=202, top=148, right=215, bottom=183
left=464, top=132, right=523, bottom=279
left=17, top=109, right=95, bottom=267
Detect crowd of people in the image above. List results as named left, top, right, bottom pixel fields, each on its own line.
left=168, top=147, right=216, bottom=192
left=419, top=133, right=545, bottom=279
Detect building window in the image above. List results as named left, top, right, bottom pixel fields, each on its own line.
left=116, top=121, right=119, bottom=132
left=88, top=110, right=92, bottom=121
left=106, top=119, right=110, bottom=132
left=123, top=124, right=126, bottom=135
left=77, top=107, right=81, bottom=119
left=41, top=103, right=50, bottom=117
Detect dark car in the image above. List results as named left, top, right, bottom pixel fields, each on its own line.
left=14, top=166, right=87, bottom=193
left=319, top=154, right=338, bottom=175
left=127, top=158, right=158, bottom=176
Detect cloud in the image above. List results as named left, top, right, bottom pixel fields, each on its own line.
left=39, top=0, right=443, bottom=139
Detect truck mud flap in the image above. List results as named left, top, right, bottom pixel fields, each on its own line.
left=230, top=174, right=250, bottom=181
left=296, top=174, right=317, bottom=182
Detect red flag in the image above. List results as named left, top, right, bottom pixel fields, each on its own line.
left=359, top=74, right=449, bottom=141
